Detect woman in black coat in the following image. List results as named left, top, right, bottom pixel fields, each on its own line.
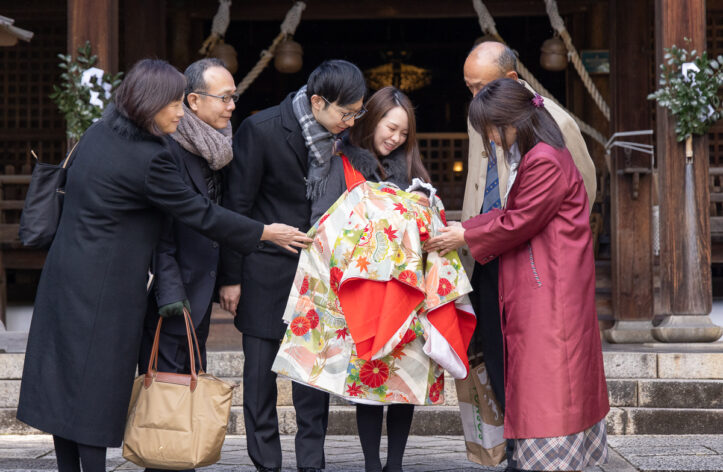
left=16, top=59, right=311, bottom=472
left=309, top=87, right=431, bottom=472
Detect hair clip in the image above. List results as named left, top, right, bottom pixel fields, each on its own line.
left=532, top=93, right=544, bottom=108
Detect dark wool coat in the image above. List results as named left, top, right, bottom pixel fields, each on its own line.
left=309, top=135, right=410, bottom=223
left=17, top=105, right=264, bottom=447
left=219, top=93, right=312, bottom=340
left=145, top=138, right=223, bottom=336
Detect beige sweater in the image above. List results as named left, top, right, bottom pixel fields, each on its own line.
left=459, top=80, right=597, bottom=274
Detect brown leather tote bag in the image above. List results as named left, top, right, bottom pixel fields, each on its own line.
left=123, top=309, right=234, bottom=469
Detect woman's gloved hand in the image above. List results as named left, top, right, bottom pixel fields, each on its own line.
left=158, top=299, right=190, bottom=318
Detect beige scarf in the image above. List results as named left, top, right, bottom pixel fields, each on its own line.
left=171, top=103, right=232, bottom=170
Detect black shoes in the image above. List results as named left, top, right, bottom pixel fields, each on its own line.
left=298, top=468, right=323, bottom=472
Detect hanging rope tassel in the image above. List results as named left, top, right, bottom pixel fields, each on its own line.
left=544, top=0, right=610, bottom=121
left=235, top=1, right=306, bottom=95
left=471, top=0, right=607, bottom=147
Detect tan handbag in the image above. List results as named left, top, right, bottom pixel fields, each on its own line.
left=455, top=361, right=506, bottom=466
left=122, top=309, right=234, bottom=469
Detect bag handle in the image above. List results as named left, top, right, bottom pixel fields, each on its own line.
left=61, top=142, right=80, bottom=169
left=144, top=308, right=202, bottom=391
left=29, top=141, right=79, bottom=168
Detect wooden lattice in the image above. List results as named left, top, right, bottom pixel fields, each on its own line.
left=0, top=5, right=67, bottom=173
left=417, top=132, right=468, bottom=211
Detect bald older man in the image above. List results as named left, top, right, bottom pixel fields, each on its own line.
left=460, top=41, right=596, bottom=471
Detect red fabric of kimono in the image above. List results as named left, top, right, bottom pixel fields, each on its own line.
left=462, top=142, right=609, bottom=439
left=340, top=278, right=424, bottom=361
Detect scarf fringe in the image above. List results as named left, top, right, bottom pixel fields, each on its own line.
left=306, top=178, right=328, bottom=200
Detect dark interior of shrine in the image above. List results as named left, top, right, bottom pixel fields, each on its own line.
left=219, top=15, right=568, bottom=132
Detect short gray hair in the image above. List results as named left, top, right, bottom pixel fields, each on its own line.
left=184, top=58, right=226, bottom=96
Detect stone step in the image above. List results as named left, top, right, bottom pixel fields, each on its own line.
left=211, top=351, right=723, bottom=380
left=606, top=407, right=723, bottom=435
left=0, top=374, right=461, bottom=409
left=2, top=348, right=721, bottom=381
left=601, top=351, right=723, bottom=379
left=2, top=376, right=720, bottom=411
left=2, top=351, right=721, bottom=412
left=608, top=379, right=723, bottom=408
left=4, top=405, right=722, bottom=436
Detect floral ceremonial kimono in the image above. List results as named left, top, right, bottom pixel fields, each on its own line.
left=272, top=157, right=476, bottom=405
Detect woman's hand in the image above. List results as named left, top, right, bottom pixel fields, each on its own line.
left=261, top=223, right=314, bottom=254
left=424, top=224, right=467, bottom=256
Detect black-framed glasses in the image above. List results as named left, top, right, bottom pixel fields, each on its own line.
left=193, top=91, right=240, bottom=103
left=321, top=96, right=366, bottom=122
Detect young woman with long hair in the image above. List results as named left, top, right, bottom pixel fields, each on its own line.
left=308, top=86, right=430, bottom=472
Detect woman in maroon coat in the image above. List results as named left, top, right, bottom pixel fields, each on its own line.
left=425, top=78, right=609, bottom=472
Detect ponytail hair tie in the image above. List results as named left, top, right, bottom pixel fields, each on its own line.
left=532, top=93, right=544, bottom=108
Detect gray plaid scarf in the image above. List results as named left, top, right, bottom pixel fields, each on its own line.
left=292, top=85, right=336, bottom=200
left=171, top=103, right=232, bottom=171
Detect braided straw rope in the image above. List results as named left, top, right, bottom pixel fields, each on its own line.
left=544, top=0, right=610, bottom=121
left=471, top=0, right=607, bottom=147
left=235, top=1, right=306, bottom=95
left=199, top=0, right=232, bottom=55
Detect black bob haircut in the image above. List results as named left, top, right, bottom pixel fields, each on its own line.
left=113, top=59, right=185, bottom=136
left=306, top=59, right=366, bottom=107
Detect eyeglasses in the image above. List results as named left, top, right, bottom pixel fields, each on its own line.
left=193, top=91, right=240, bottom=103
left=321, top=96, right=366, bottom=122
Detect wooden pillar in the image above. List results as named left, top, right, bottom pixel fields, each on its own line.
left=604, top=0, right=656, bottom=342
left=68, top=0, right=119, bottom=73
left=122, top=0, right=166, bottom=71
left=653, top=0, right=723, bottom=342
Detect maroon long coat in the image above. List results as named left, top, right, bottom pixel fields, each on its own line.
left=462, top=142, right=609, bottom=439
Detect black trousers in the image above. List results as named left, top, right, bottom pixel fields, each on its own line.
left=468, top=258, right=505, bottom=411
left=242, top=333, right=330, bottom=470
left=137, top=305, right=212, bottom=472
left=53, top=435, right=106, bottom=472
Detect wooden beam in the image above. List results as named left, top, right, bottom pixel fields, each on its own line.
left=2, top=250, right=46, bottom=270
left=68, top=0, right=119, bottom=73
left=0, top=225, right=20, bottom=244
left=609, top=0, right=654, bottom=321
left=655, top=0, right=710, bottom=316
left=185, top=0, right=601, bottom=21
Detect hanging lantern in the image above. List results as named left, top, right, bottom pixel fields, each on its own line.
left=209, top=40, right=238, bottom=75
left=540, top=36, right=568, bottom=71
left=275, top=37, right=303, bottom=74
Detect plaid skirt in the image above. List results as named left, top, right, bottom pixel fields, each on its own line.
left=509, top=419, right=608, bottom=471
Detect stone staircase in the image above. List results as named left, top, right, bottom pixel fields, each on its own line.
left=1, top=348, right=720, bottom=436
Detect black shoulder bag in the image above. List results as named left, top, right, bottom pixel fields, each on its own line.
left=18, top=142, right=79, bottom=248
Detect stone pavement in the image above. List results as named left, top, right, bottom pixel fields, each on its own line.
left=0, top=434, right=720, bottom=472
